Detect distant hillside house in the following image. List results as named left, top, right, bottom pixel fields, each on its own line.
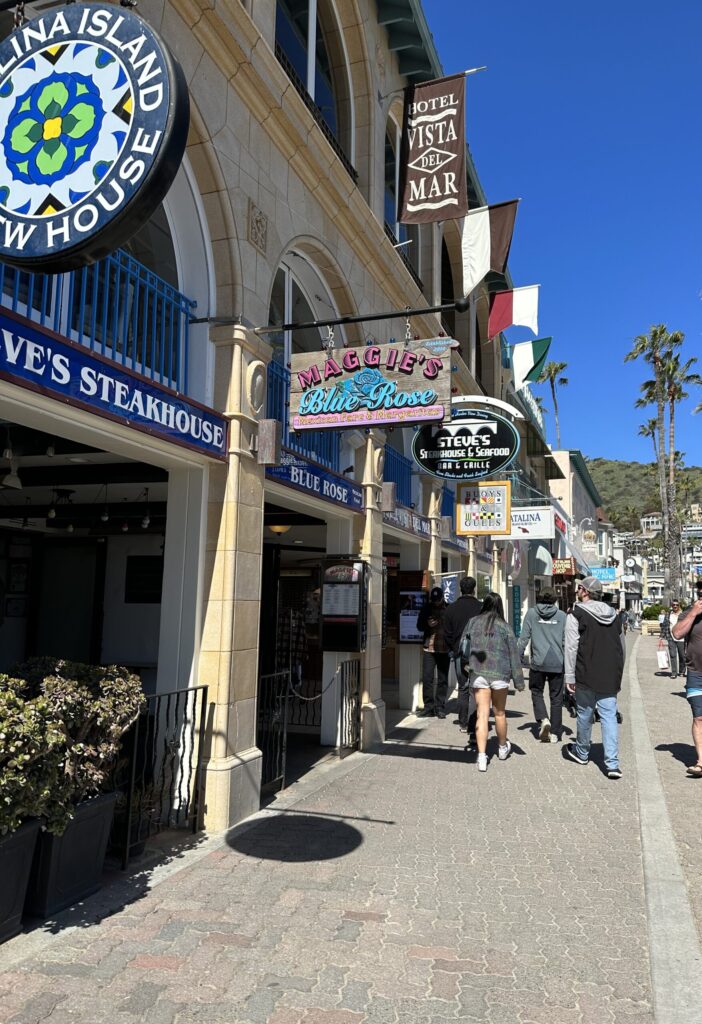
left=640, top=512, right=662, bottom=535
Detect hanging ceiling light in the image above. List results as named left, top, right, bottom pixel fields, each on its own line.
left=47, top=490, right=56, bottom=519
left=121, top=521, right=129, bottom=532
left=45, top=443, right=55, bottom=458
left=100, top=484, right=110, bottom=523
left=1, top=460, right=22, bottom=490
left=141, top=487, right=150, bottom=529
left=66, top=523, right=74, bottom=534
left=269, top=524, right=291, bottom=535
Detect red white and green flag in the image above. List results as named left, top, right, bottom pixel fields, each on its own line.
left=460, top=199, right=519, bottom=296
left=511, top=337, right=552, bottom=391
left=488, top=285, right=540, bottom=338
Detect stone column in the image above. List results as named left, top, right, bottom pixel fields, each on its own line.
left=358, top=432, right=386, bottom=749
left=468, top=536, right=477, bottom=578
left=199, top=324, right=270, bottom=831
left=398, top=537, right=422, bottom=712
left=427, top=483, right=443, bottom=583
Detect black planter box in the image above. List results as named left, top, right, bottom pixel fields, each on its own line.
left=25, top=793, right=118, bottom=918
left=0, top=819, right=41, bottom=943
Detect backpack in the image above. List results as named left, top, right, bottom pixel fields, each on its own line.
left=458, top=629, right=471, bottom=675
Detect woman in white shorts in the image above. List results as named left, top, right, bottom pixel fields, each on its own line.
left=460, top=592, right=525, bottom=771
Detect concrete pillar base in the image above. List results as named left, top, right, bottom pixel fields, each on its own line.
left=202, top=747, right=262, bottom=831
left=361, top=698, right=386, bottom=750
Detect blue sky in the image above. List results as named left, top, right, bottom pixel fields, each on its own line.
left=423, top=1, right=702, bottom=465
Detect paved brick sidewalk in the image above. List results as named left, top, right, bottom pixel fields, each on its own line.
left=1, top=651, right=657, bottom=1024
left=637, top=634, right=702, bottom=942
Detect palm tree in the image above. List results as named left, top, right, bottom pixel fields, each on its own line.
left=537, top=361, right=568, bottom=448
left=663, top=348, right=700, bottom=593
left=638, top=418, right=658, bottom=462
left=625, top=325, right=681, bottom=598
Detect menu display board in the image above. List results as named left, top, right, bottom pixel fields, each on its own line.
left=321, top=559, right=368, bottom=652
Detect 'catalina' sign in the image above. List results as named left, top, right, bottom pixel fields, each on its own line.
left=0, top=4, right=189, bottom=272
left=289, top=339, right=456, bottom=431
left=412, top=406, right=520, bottom=480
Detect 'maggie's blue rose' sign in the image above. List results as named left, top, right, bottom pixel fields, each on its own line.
left=0, top=4, right=189, bottom=272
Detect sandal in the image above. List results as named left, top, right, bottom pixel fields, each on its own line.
left=686, top=764, right=702, bottom=778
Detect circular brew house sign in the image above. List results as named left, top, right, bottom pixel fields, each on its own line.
left=412, top=406, right=520, bottom=481
left=0, top=4, right=189, bottom=273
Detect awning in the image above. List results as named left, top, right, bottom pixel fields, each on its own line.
left=563, top=536, right=590, bottom=575
left=528, top=541, right=553, bottom=577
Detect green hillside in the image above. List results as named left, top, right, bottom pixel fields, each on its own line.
left=586, top=458, right=702, bottom=528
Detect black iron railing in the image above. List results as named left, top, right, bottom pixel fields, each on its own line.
left=275, top=43, right=358, bottom=184
left=111, top=685, right=208, bottom=868
left=257, top=671, right=290, bottom=792
left=339, top=658, right=361, bottom=756
left=384, top=223, right=423, bottom=291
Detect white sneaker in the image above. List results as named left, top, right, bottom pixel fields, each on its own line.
left=539, top=718, right=551, bottom=742
left=477, top=752, right=488, bottom=772
left=498, top=741, right=512, bottom=760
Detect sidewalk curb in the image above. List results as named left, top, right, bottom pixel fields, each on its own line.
left=630, top=635, right=702, bottom=1023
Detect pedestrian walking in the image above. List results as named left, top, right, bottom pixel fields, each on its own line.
left=518, top=588, right=566, bottom=743
left=661, top=599, right=686, bottom=679
left=460, top=592, right=525, bottom=771
left=442, top=575, right=482, bottom=742
left=671, top=582, right=702, bottom=777
left=416, top=586, right=450, bottom=718
left=564, top=576, right=625, bottom=779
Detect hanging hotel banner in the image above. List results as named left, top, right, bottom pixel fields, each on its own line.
left=411, top=406, right=520, bottom=481
left=397, top=73, right=467, bottom=224
left=456, top=480, right=511, bottom=537
left=289, top=339, right=456, bottom=431
left=0, top=4, right=189, bottom=273
left=503, top=505, right=555, bottom=541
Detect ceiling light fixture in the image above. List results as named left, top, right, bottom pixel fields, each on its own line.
left=66, top=523, right=74, bottom=534
left=1, top=460, right=22, bottom=490
left=269, top=524, right=291, bottom=535
left=46, top=443, right=55, bottom=458
left=100, top=484, right=110, bottom=523
left=141, top=487, right=150, bottom=529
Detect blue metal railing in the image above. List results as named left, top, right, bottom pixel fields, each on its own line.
left=267, top=360, right=341, bottom=471
left=0, top=251, right=195, bottom=393
left=384, top=445, right=414, bottom=507
left=441, top=485, right=455, bottom=518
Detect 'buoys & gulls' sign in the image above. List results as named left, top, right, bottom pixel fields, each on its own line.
left=0, top=4, right=189, bottom=272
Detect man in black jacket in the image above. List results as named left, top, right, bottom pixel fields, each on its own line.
left=564, top=576, right=625, bottom=779
left=416, top=587, right=450, bottom=718
left=443, top=576, right=482, bottom=738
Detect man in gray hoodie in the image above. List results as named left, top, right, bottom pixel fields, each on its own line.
left=518, top=588, right=566, bottom=743
left=564, top=576, right=626, bottom=779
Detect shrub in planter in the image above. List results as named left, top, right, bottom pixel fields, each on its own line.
left=11, top=658, right=145, bottom=917
left=0, top=678, right=64, bottom=941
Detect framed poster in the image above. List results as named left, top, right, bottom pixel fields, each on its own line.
left=399, top=590, right=426, bottom=643
left=8, top=560, right=29, bottom=593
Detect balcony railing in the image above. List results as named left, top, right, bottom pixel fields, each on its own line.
left=384, top=445, right=414, bottom=507
left=0, top=251, right=195, bottom=393
left=384, top=223, right=423, bottom=292
left=267, top=360, right=341, bottom=471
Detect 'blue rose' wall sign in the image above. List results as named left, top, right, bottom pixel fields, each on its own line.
left=0, top=4, right=189, bottom=272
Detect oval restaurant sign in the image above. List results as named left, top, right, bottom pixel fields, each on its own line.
left=289, top=339, right=456, bottom=431
left=412, top=406, right=520, bottom=480
left=0, top=4, right=189, bottom=272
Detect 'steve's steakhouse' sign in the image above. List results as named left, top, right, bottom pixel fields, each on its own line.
left=412, top=406, right=520, bottom=480
left=289, top=339, right=456, bottom=431
left=0, top=4, right=189, bottom=272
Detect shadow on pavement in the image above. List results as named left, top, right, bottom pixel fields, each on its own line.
left=655, top=742, right=695, bottom=767
left=226, top=814, right=363, bottom=861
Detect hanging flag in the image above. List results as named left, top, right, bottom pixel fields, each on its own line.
left=398, top=73, right=467, bottom=224
left=460, top=200, right=519, bottom=296
left=511, top=337, right=552, bottom=391
left=488, top=286, right=540, bottom=338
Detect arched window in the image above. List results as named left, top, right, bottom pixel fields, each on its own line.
left=268, top=253, right=345, bottom=367
left=385, top=114, right=420, bottom=279
left=275, top=0, right=351, bottom=158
